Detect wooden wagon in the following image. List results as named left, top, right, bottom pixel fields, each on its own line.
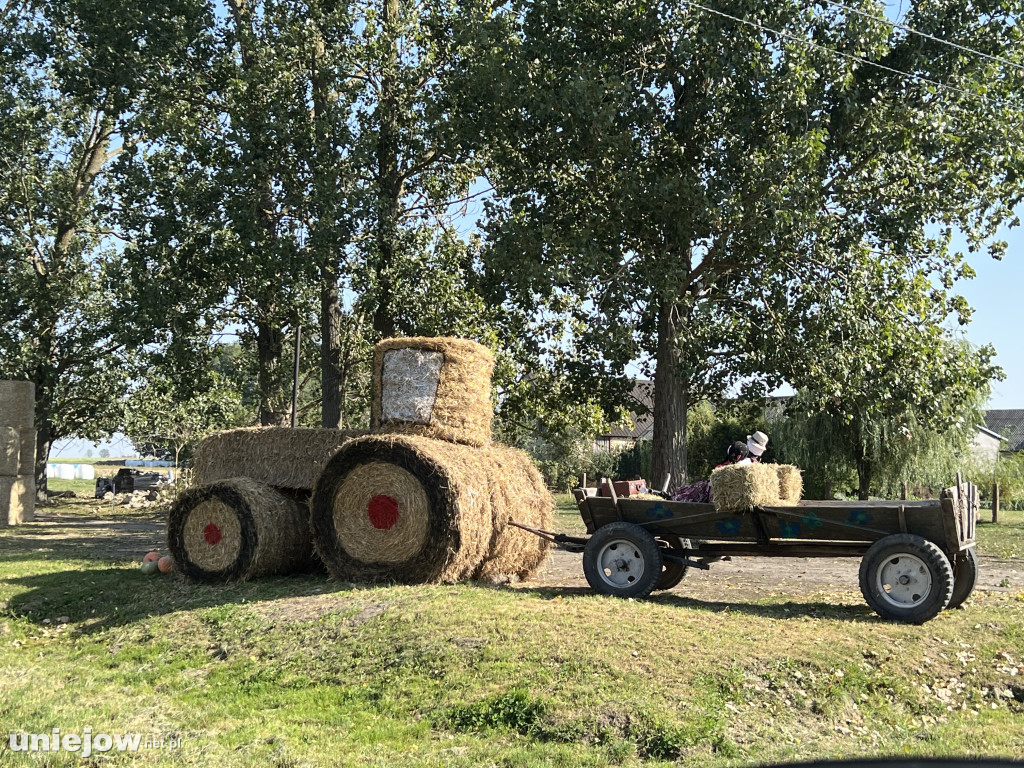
left=522, top=476, right=980, bottom=624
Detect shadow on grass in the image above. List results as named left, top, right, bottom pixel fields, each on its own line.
left=0, top=509, right=169, bottom=564
left=505, top=583, right=877, bottom=622
left=1, top=566, right=364, bottom=634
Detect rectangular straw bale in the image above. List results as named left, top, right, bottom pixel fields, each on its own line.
left=0, top=381, right=35, bottom=429
left=17, top=429, right=35, bottom=476
left=371, top=337, right=494, bottom=447
left=710, top=462, right=781, bottom=512
left=193, top=427, right=364, bottom=490
left=775, top=464, right=803, bottom=505
left=0, top=427, right=19, bottom=477
left=2, top=475, right=35, bottom=525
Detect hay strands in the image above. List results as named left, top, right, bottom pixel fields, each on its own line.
left=310, top=434, right=552, bottom=585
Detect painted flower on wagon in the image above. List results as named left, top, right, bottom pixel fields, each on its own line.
left=716, top=518, right=742, bottom=536
left=779, top=521, right=802, bottom=538
left=848, top=509, right=873, bottom=526
left=645, top=503, right=673, bottom=520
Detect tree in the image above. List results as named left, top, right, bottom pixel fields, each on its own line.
left=473, top=0, right=1024, bottom=485
left=0, top=0, right=209, bottom=499
left=124, top=370, right=249, bottom=469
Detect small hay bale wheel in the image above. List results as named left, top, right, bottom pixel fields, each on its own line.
left=311, top=435, right=552, bottom=584
left=167, top=478, right=315, bottom=583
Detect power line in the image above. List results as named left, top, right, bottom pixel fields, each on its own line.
left=821, top=0, right=1024, bottom=76
left=680, top=0, right=1001, bottom=105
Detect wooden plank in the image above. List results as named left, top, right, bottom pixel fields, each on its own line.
left=575, top=496, right=597, bottom=534
left=939, top=496, right=963, bottom=554
left=993, top=483, right=1000, bottom=524
left=585, top=497, right=761, bottom=541
left=690, top=542, right=872, bottom=558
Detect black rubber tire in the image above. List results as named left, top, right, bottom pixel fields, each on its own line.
left=655, top=535, right=691, bottom=591
left=583, top=522, right=663, bottom=598
left=947, top=547, right=980, bottom=610
left=859, top=533, right=954, bottom=624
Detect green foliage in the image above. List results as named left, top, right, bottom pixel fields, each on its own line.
left=442, top=689, right=547, bottom=735
left=469, top=0, right=1024, bottom=482
left=995, top=454, right=1024, bottom=511
left=769, top=382, right=988, bottom=500
left=514, top=428, right=619, bottom=491
left=685, top=401, right=772, bottom=481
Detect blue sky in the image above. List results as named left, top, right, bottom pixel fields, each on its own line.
left=951, top=222, right=1022, bottom=409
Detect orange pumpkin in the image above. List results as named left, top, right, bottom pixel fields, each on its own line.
left=157, top=556, right=174, bottom=573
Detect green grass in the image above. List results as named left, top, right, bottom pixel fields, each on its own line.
left=0, top=499, right=1022, bottom=766
left=976, top=508, right=1024, bottom=559
left=46, top=477, right=100, bottom=497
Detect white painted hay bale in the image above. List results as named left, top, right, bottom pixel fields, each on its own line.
left=46, top=464, right=58, bottom=479
left=57, top=464, right=76, bottom=480
left=75, top=464, right=96, bottom=480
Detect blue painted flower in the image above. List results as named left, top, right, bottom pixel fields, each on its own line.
left=780, top=521, right=802, bottom=538
left=646, top=503, right=673, bottom=520
left=801, top=512, right=824, bottom=530
left=716, top=518, right=742, bottom=536
left=848, top=509, right=873, bottom=526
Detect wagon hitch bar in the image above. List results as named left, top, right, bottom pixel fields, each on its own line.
left=661, top=553, right=730, bottom=570
left=509, top=521, right=588, bottom=553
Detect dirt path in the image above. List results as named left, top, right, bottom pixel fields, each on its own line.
left=4, top=504, right=1022, bottom=603
left=522, top=544, right=1024, bottom=601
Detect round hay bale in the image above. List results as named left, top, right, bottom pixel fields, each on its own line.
left=371, top=337, right=494, bottom=448
left=167, top=478, right=317, bottom=583
left=0, top=381, right=34, bottom=430
left=193, top=427, right=364, bottom=490
left=710, top=463, right=782, bottom=512
left=311, top=435, right=551, bottom=584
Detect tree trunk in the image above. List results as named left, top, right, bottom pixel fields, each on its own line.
left=650, top=298, right=689, bottom=489
left=320, top=275, right=345, bottom=428
left=855, top=440, right=873, bottom=500
left=34, top=412, right=52, bottom=504
left=257, top=321, right=290, bottom=426
left=372, top=0, right=402, bottom=339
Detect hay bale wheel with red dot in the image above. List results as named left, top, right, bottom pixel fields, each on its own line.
left=311, top=434, right=552, bottom=584
left=167, top=478, right=317, bottom=583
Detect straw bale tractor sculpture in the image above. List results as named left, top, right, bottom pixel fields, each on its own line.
left=167, top=338, right=551, bottom=584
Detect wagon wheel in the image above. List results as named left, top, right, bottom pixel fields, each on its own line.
left=655, top=535, right=691, bottom=591
left=582, top=522, right=663, bottom=599
left=858, top=533, right=954, bottom=624
left=947, top=547, right=980, bottom=610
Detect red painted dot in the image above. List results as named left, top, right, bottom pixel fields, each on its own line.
left=203, top=523, right=223, bottom=545
left=368, top=495, right=400, bottom=530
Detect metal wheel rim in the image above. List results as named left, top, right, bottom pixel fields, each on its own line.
left=876, top=553, right=933, bottom=609
left=596, top=538, right=646, bottom=588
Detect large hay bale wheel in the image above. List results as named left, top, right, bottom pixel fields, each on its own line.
left=168, top=478, right=317, bottom=583
left=311, top=435, right=551, bottom=584
left=371, top=337, right=494, bottom=448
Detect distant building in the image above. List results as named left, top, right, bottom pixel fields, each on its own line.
left=971, top=425, right=1003, bottom=465
left=594, top=380, right=653, bottom=451
left=983, top=410, right=1024, bottom=453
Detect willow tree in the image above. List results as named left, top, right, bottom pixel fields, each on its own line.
left=474, top=0, right=1024, bottom=484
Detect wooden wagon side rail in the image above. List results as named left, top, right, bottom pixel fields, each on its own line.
left=575, top=479, right=979, bottom=557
